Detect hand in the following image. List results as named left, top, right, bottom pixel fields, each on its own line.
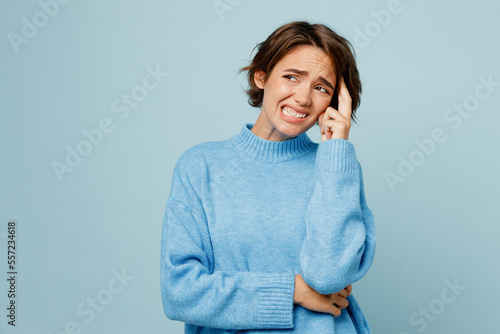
left=293, top=274, right=352, bottom=317
left=318, top=76, right=352, bottom=141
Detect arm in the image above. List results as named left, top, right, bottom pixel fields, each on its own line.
left=298, top=139, right=376, bottom=295
left=160, top=151, right=295, bottom=329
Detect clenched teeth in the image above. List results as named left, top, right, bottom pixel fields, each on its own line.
left=282, top=106, right=307, bottom=118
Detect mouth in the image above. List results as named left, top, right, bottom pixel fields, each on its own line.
left=281, top=105, right=309, bottom=119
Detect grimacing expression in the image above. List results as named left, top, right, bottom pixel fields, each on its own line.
left=254, top=45, right=337, bottom=138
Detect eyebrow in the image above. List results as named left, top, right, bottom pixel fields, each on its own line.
left=283, top=68, right=334, bottom=91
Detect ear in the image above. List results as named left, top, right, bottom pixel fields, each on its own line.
left=253, top=70, right=266, bottom=89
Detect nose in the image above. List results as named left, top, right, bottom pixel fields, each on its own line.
left=293, top=85, right=311, bottom=106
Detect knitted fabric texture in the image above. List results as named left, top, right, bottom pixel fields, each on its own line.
left=160, top=123, right=376, bottom=333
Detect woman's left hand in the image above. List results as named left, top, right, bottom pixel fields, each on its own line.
left=294, top=274, right=352, bottom=317
left=318, top=77, right=352, bottom=141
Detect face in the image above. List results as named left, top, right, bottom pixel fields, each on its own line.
left=251, top=45, right=336, bottom=141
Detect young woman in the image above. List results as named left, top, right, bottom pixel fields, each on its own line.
left=160, top=21, right=376, bottom=333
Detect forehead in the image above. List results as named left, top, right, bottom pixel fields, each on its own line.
left=275, top=45, right=335, bottom=76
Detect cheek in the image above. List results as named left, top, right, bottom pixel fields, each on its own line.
left=273, top=80, right=293, bottom=96
left=264, top=86, right=291, bottom=108
left=264, top=81, right=286, bottom=99
left=313, top=96, right=332, bottom=112
left=275, top=87, right=291, bottom=100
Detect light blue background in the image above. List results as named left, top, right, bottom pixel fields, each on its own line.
left=1, top=1, right=499, bottom=333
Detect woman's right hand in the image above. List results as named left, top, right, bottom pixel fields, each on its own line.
left=293, top=274, right=351, bottom=317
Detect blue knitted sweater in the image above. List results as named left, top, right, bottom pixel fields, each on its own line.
left=160, top=122, right=376, bottom=333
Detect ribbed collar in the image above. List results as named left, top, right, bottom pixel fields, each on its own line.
left=230, top=123, right=316, bottom=163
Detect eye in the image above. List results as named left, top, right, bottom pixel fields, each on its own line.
left=316, top=86, right=329, bottom=94
left=284, top=75, right=298, bottom=82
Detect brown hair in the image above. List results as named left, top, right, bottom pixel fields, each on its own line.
left=238, top=21, right=362, bottom=125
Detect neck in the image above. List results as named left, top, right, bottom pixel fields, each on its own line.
left=250, top=112, right=306, bottom=142
left=231, top=123, right=316, bottom=163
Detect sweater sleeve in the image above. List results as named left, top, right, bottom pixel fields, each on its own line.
left=298, top=139, right=376, bottom=295
left=160, top=149, right=295, bottom=330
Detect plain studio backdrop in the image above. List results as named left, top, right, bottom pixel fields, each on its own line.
left=1, top=1, right=499, bottom=333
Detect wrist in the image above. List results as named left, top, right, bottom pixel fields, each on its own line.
left=293, top=274, right=302, bottom=305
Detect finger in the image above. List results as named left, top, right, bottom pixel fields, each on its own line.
left=329, top=305, right=341, bottom=317
left=333, top=297, right=349, bottom=309
left=322, top=110, right=329, bottom=135
left=322, top=109, right=345, bottom=137
left=345, top=284, right=352, bottom=295
left=323, top=119, right=348, bottom=136
left=324, top=106, right=348, bottom=124
left=317, top=111, right=325, bottom=132
left=336, top=289, right=349, bottom=299
left=338, top=77, right=352, bottom=120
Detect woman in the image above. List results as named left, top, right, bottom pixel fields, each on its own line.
left=160, top=21, right=376, bottom=333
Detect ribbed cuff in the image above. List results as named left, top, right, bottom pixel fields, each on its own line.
left=316, top=139, right=359, bottom=174
left=256, top=273, right=294, bottom=329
